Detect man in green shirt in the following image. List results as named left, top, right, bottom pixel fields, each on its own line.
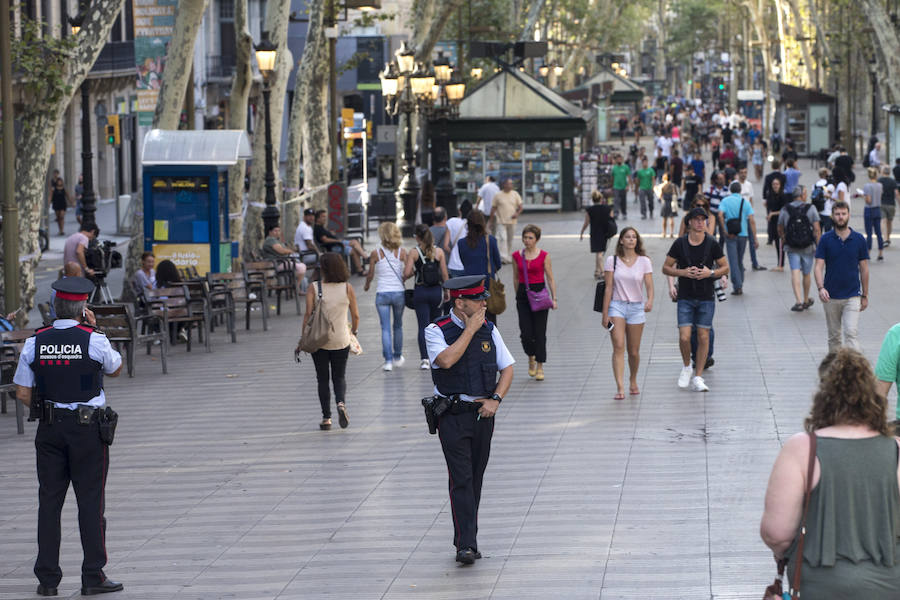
left=875, top=323, right=900, bottom=420
left=611, top=154, right=631, bottom=219
left=632, top=156, right=656, bottom=219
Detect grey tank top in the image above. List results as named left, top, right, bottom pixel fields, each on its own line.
left=790, top=436, right=900, bottom=568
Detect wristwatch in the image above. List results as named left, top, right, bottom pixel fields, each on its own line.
left=490, top=393, right=503, bottom=404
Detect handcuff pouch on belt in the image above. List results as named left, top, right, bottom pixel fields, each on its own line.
left=29, top=396, right=118, bottom=446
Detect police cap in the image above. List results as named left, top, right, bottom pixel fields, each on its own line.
left=443, top=275, right=491, bottom=300
left=51, top=276, right=94, bottom=301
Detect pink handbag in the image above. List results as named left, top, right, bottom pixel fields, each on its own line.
left=521, top=251, right=553, bottom=312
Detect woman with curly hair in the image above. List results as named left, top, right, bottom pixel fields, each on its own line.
left=760, top=348, right=900, bottom=598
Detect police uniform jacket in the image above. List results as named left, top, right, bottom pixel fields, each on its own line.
left=424, top=312, right=514, bottom=401
left=13, top=319, right=122, bottom=409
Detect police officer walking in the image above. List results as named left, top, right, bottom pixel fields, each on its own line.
left=424, top=275, right=514, bottom=564
left=13, top=277, right=125, bottom=597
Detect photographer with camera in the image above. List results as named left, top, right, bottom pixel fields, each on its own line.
left=63, top=224, right=98, bottom=277
left=662, top=207, right=729, bottom=393
left=423, top=275, right=514, bottom=565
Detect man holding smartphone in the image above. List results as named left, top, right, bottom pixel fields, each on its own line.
left=662, top=207, right=730, bottom=392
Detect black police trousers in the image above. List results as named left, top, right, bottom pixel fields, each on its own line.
left=438, top=407, right=494, bottom=552
left=34, top=416, right=109, bottom=588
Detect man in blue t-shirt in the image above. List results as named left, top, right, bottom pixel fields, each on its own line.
left=717, top=181, right=759, bottom=295
left=814, top=201, right=870, bottom=351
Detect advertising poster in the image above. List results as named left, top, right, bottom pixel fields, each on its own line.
left=133, top=0, right=176, bottom=126
left=153, top=244, right=211, bottom=275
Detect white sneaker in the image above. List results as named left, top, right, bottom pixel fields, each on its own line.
left=419, top=359, right=430, bottom=370
left=382, top=362, right=393, bottom=372
left=678, top=366, right=693, bottom=389
left=394, top=355, right=406, bottom=368
left=690, top=376, right=709, bottom=392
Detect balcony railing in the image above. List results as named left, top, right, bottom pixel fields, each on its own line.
left=207, top=55, right=237, bottom=80
left=90, top=41, right=135, bottom=75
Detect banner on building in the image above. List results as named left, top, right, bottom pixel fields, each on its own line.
left=133, top=0, right=176, bottom=126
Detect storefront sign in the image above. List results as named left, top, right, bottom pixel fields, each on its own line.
left=153, top=243, right=211, bottom=275
left=133, top=0, right=176, bottom=126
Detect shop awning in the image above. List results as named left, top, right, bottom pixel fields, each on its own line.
left=141, top=129, right=252, bottom=166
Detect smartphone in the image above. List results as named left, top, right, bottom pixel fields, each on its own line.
left=606, top=321, right=615, bottom=331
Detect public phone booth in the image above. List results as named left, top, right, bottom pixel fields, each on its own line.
left=141, top=130, right=251, bottom=273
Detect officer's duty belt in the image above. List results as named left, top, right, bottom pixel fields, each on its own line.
left=43, top=404, right=99, bottom=424
left=448, top=399, right=482, bottom=415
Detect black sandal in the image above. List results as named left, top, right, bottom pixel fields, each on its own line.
left=790, top=303, right=804, bottom=312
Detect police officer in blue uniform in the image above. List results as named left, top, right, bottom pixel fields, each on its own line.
left=14, top=277, right=125, bottom=597
left=424, top=275, right=515, bottom=564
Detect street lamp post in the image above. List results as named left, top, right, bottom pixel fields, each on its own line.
left=67, top=8, right=98, bottom=231
left=78, top=80, right=98, bottom=231
left=380, top=44, right=466, bottom=234
left=254, top=32, right=279, bottom=232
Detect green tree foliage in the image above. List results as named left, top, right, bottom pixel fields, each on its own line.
left=668, top=0, right=723, bottom=65
left=10, top=20, right=79, bottom=122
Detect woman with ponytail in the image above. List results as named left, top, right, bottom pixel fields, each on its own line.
left=404, top=224, right=449, bottom=369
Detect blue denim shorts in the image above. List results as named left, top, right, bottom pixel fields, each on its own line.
left=677, top=299, right=715, bottom=329
left=608, top=299, right=646, bottom=325
left=786, top=250, right=814, bottom=275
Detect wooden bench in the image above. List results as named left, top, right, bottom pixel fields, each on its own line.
left=142, top=285, right=211, bottom=352
left=243, top=260, right=302, bottom=316
left=90, top=303, right=168, bottom=376
left=207, top=272, right=268, bottom=331
left=1, top=329, right=32, bottom=434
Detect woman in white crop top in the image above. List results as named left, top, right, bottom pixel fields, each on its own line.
left=364, top=222, right=408, bottom=370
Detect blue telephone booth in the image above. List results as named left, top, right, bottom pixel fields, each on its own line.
left=141, top=130, right=251, bottom=273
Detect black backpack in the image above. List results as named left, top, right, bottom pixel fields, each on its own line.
left=416, top=247, right=442, bottom=286
left=810, top=185, right=825, bottom=212
left=784, top=203, right=815, bottom=248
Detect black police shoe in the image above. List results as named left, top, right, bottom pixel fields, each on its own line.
left=81, top=580, right=124, bottom=595
left=36, top=584, right=58, bottom=596
left=455, top=548, right=476, bottom=564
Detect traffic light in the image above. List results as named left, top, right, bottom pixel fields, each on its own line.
left=106, top=114, right=120, bottom=146
left=718, top=83, right=725, bottom=90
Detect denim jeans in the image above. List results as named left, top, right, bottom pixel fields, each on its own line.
left=724, top=236, right=747, bottom=290
left=375, top=291, right=405, bottom=361
left=864, top=206, right=884, bottom=250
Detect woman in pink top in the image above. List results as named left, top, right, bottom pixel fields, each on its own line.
left=512, top=224, right=558, bottom=381
left=601, top=227, right=654, bottom=399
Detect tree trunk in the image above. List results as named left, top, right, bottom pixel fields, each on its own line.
left=519, top=0, right=547, bottom=41
left=744, top=0, right=774, bottom=137
left=786, top=0, right=815, bottom=88
left=152, top=0, right=209, bottom=130
left=242, top=0, right=292, bottom=260
left=227, top=0, right=253, bottom=245
left=411, top=0, right=437, bottom=54
left=655, top=0, right=666, bottom=81
left=297, top=0, right=331, bottom=214
left=860, top=0, right=900, bottom=104
left=414, top=0, right=466, bottom=62
left=5, top=0, right=125, bottom=311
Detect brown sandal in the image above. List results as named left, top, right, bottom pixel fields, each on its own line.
left=319, top=418, right=332, bottom=430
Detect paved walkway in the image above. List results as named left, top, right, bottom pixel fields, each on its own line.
left=2, top=162, right=899, bottom=599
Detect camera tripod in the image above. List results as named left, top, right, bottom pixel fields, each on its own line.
left=89, top=271, right=114, bottom=304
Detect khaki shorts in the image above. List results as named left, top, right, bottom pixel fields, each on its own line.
left=883, top=204, right=896, bottom=222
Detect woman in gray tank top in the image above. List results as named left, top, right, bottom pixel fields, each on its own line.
left=760, top=348, right=900, bottom=599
